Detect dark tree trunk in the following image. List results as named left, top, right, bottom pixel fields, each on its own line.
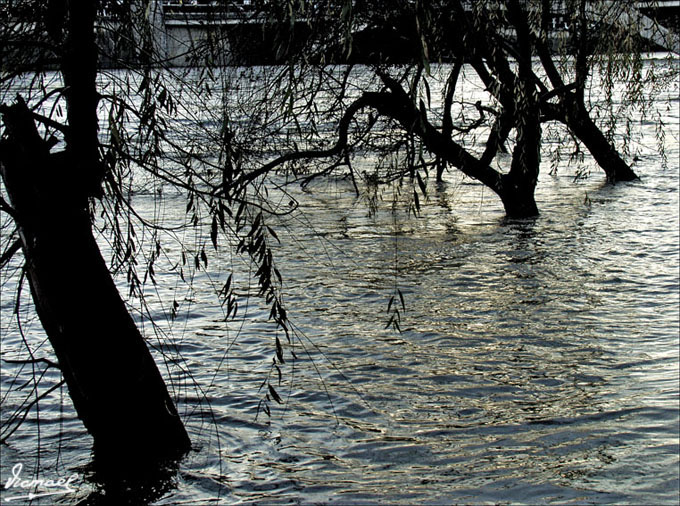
left=498, top=107, right=541, bottom=218
left=497, top=6, right=541, bottom=219
left=563, top=98, right=639, bottom=182
left=497, top=172, right=539, bottom=218
left=0, top=100, right=191, bottom=471
left=62, top=0, right=105, bottom=199
left=496, top=129, right=540, bottom=218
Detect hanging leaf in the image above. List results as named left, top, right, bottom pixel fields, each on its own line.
left=416, top=171, right=427, bottom=197
left=267, top=226, right=280, bottom=244
left=220, top=273, right=233, bottom=297
left=268, top=384, right=283, bottom=404
left=210, top=215, right=218, bottom=250
left=235, top=201, right=246, bottom=227
left=275, top=336, right=285, bottom=364
left=273, top=266, right=283, bottom=285
left=394, top=319, right=401, bottom=333
left=423, top=77, right=432, bottom=108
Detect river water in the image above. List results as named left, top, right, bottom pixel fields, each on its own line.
left=1, top=59, right=678, bottom=504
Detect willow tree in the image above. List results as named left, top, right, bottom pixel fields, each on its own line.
left=0, top=0, right=676, bottom=480
left=0, top=0, right=292, bottom=474
left=0, top=0, right=192, bottom=471
left=229, top=0, right=677, bottom=217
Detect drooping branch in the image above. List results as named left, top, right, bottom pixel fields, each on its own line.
left=227, top=92, right=380, bottom=195
left=228, top=73, right=506, bottom=202
left=0, top=379, right=66, bottom=444
left=442, top=59, right=463, bottom=139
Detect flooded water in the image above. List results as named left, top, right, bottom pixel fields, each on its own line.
left=1, top=59, right=679, bottom=504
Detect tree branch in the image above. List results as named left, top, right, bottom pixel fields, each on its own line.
left=228, top=92, right=379, bottom=195
left=0, top=379, right=66, bottom=444
left=443, top=60, right=463, bottom=138
left=0, top=238, right=22, bottom=270
left=0, top=194, right=19, bottom=220
left=31, top=111, right=69, bottom=135
left=540, top=82, right=578, bottom=103
left=230, top=73, right=506, bottom=202
left=3, top=357, right=61, bottom=370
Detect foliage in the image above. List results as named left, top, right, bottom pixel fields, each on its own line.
left=0, top=0, right=677, bottom=466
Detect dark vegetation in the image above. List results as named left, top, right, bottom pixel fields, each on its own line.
left=0, top=0, right=676, bottom=494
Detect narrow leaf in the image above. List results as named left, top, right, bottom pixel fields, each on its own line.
left=268, top=384, right=283, bottom=404
left=275, top=336, right=285, bottom=364
left=267, top=226, right=280, bottom=244
left=416, top=172, right=427, bottom=197
left=423, top=77, right=431, bottom=108
left=211, top=215, right=218, bottom=250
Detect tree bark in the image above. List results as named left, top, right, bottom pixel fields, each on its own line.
left=498, top=172, right=540, bottom=218
left=0, top=100, right=191, bottom=472
left=494, top=2, right=541, bottom=219
left=62, top=0, right=105, bottom=200
left=563, top=98, right=639, bottom=182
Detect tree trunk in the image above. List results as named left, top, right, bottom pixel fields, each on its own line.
left=0, top=100, right=191, bottom=472
left=563, top=98, right=638, bottom=182
left=497, top=26, right=541, bottom=220
left=496, top=166, right=540, bottom=218
left=62, top=0, right=105, bottom=199
left=493, top=101, right=540, bottom=219
left=499, top=115, right=540, bottom=218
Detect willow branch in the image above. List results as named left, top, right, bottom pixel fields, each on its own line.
left=3, top=357, right=61, bottom=370
left=0, top=379, right=66, bottom=444
left=443, top=60, right=463, bottom=138
left=0, top=238, right=22, bottom=269
left=227, top=92, right=379, bottom=195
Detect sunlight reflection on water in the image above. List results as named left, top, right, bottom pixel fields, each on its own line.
left=1, top=60, right=678, bottom=504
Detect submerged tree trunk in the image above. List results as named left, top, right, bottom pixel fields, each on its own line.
left=563, top=98, right=639, bottom=182
left=498, top=171, right=539, bottom=218
left=496, top=9, right=541, bottom=220
left=0, top=100, right=190, bottom=471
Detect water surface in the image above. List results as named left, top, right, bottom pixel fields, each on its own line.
left=1, top=61, right=678, bottom=504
